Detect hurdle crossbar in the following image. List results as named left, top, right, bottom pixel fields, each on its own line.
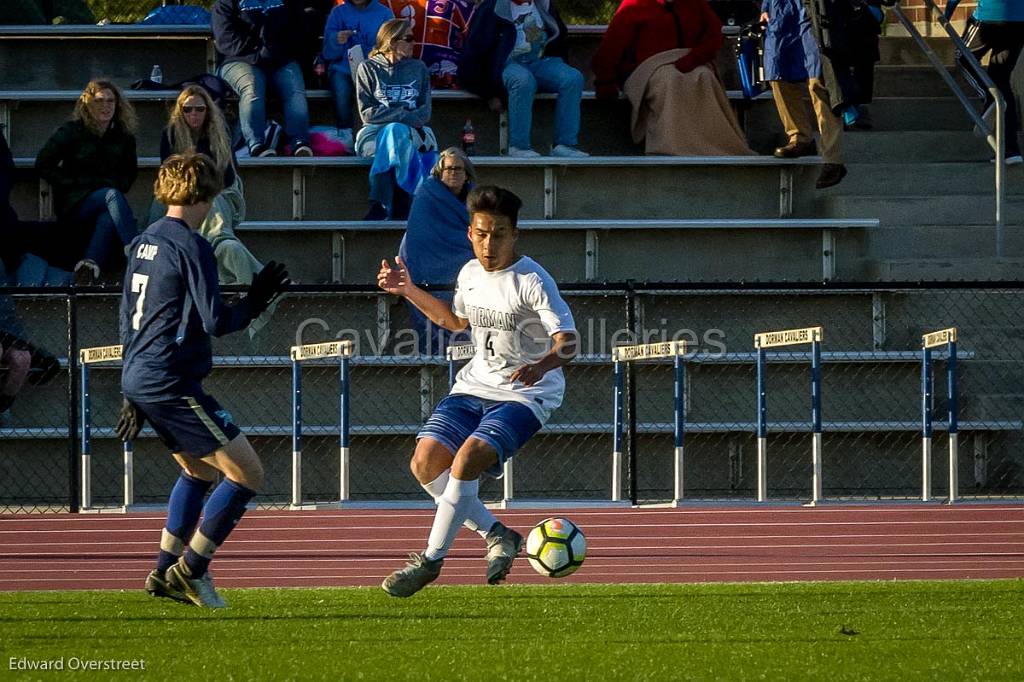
left=753, top=326, right=823, bottom=503
left=921, top=327, right=958, bottom=502
left=289, top=341, right=354, bottom=507
left=78, top=344, right=129, bottom=510
left=612, top=341, right=687, bottom=504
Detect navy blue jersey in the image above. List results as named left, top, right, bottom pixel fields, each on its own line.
left=120, top=216, right=252, bottom=401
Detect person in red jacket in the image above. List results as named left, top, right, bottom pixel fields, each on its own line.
left=592, top=0, right=725, bottom=98
left=592, top=0, right=752, bottom=156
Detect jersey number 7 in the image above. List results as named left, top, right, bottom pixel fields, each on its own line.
left=131, top=273, right=149, bottom=331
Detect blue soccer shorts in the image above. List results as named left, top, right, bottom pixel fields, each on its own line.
left=417, top=394, right=543, bottom=478
left=134, top=386, right=241, bottom=456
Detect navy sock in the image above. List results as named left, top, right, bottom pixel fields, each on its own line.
left=184, top=478, right=255, bottom=578
left=156, top=472, right=213, bottom=573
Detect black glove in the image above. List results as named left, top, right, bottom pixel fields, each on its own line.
left=248, top=261, right=290, bottom=316
left=115, top=399, right=146, bottom=442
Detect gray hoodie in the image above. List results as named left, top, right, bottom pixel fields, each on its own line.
left=355, top=54, right=432, bottom=129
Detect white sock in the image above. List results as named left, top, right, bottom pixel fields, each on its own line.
left=421, top=469, right=496, bottom=538
left=424, top=477, right=479, bottom=560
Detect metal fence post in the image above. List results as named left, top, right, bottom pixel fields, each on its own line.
left=811, top=337, right=823, bottom=504
left=612, top=357, right=624, bottom=502
left=625, top=284, right=638, bottom=504
left=673, top=353, right=685, bottom=503
left=67, top=293, right=79, bottom=513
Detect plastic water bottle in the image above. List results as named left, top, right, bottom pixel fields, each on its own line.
left=461, top=119, right=476, bottom=155
left=150, top=64, right=163, bottom=84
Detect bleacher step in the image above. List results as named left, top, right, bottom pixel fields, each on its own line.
left=818, top=195, right=1024, bottom=227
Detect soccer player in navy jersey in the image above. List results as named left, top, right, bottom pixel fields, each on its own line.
left=117, top=152, right=288, bottom=608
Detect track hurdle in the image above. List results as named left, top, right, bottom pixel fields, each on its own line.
left=921, top=327, right=958, bottom=503
left=289, top=340, right=354, bottom=508
left=612, top=341, right=687, bottom=504
left=446, top=343, right=476, bottom=388
left=753, top=326, right=823, bottom=503
left=79, top=344, right=129, bottom=510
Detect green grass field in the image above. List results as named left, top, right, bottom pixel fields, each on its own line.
left=2, top=580, right=1022, bottom=680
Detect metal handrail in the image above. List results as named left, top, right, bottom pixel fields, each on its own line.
left=891, top=1, right=1005, bottom=255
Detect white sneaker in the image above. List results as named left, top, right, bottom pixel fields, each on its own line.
left=990, top=154, right=1023, bottom=166
left=551, top=144, right=589, bottom=158
left=507, top=146, right=541, bottom=158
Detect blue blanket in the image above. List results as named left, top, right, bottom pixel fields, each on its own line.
left=368, top=123, right=438, bottom=196
left=399, top=176, right=473, bottom=286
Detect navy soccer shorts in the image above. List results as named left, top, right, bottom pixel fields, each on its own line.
left=417, top=394, right=543, bottom=478
left=135, top=387, right=241, bottom=456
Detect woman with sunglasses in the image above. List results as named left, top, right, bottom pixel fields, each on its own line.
left=35, top=79, right=139, bottom=285
left=355, top=18, right=435, bottom=220
left=152, top=86, right=274, bottom=336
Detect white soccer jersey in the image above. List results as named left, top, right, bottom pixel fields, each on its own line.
left=450, top=256, right=576, bottom=423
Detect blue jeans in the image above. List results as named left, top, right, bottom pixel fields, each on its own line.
left=219, top=60, right=311, bottom=150
left=329, top=69, right=355, bottom=129
left=72, top=188, right=137, bottom=269
left=502, top=57, right=584, bottom=150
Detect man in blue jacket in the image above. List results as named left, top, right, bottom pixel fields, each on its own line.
left=457, top=0, right=588, bottom=158
left=213, top=0, right=314, bottom=157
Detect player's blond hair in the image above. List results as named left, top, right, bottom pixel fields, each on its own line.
left=73, top=79, right=137, bottom=136
left=153, top=152, right=223, bottom=206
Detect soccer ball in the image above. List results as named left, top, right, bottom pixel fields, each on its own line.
left=525, top=517, right=586, bottom=578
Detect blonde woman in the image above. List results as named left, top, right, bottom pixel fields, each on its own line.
left=35, top=79, right=139, bottom=284
left=355, top=18, right=434, bottom=220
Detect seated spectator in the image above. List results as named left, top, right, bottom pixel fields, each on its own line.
left=384, top=0, right=477, bottom=88
left=35, top=79, right=139, bottom=285
left=1, top=129, right=70, bottom=285
left=355, top=18, right=436, bottom=220
left=458, top=0, right=588, bottom=158
left=213, top=0, right=314, bottom=157
left=398, top=147, right=475, bottom=354
left=592, top=0, right=753, bottom=156
left=150, top=86, right=277, bottom=336
left=322, top=0, right=394, bottom=144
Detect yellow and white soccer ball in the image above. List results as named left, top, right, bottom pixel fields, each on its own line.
left=525, top=517, right=586, bottom=578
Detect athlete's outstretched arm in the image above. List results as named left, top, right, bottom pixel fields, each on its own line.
left=184, top=240, right=254, bottom=336
left=510, top=331, right=578, bottom=387
left=377, top=257, right=469, bottom=332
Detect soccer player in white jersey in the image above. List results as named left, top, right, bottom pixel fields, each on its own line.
left=377, top=185, right=578, bottom=597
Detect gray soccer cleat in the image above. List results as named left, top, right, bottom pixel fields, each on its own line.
left=144, top=568, right=190, bottom=604
left=165, top=558, right=227, bottom=609
left=381, top=553, right=443, bottom=598
left=485, top=522, right=523, bottom=585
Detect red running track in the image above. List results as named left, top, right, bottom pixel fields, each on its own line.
left=2, top=504, right=1023, bottom=591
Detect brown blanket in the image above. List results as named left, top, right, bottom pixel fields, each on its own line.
left=624, top=48, right=754, bottom=156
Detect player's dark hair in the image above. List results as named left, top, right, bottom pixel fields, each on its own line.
left=466, top=185, right=523, bottom=229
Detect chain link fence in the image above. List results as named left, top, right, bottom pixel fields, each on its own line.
left=2, top=283, right=1023, bottom=513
